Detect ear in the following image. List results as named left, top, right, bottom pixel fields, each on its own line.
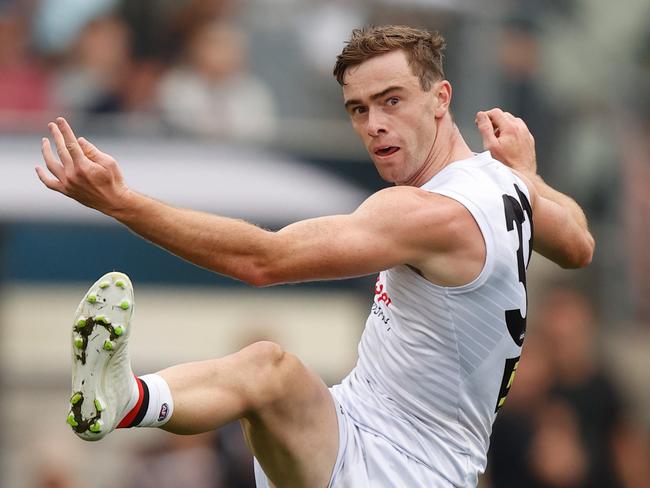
left=433, top=80, right=452, bottom=118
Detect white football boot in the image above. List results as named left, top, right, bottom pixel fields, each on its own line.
left=67, top=272, right=138, bottom=440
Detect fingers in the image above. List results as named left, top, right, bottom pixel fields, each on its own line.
left=484, top=108, right=509, bottom=130
left=78, top=136, right=119, bottom=172
left=78, top=137, right=104, bottom=162
left=48, top=121, right=73, bottom=170
left=514, top=116, right=532, bottom=135
left=55, top=117, right=86, bottom=165
left=35, top=165, right=65, bottom=193
left=40, top=117, right=87, bottom=194
left=476, top=111, right=499, bottom=149
left=492, top=110, right=534, bottom=142
left=41, top=137, right=66, bottom=181
left=485, top=108, right=523, bottom=132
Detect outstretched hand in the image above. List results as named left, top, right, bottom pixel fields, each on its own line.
left=475, top=108, right=537, bottom=176
left=35, top=117, right=130, bottom=215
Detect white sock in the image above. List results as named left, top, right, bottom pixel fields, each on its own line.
left=119, top=374, right=174, bottom=428
left=137, top=374, right=174, bottom=428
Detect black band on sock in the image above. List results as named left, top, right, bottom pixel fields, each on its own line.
left=132, top=378, right=150, bottom=427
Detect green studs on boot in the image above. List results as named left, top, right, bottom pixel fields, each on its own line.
left=119, top=300, right=130, bottom=310
left=99, top=281, right=110, bottom=289
left=89, top=420, right=103, bottom=433
left=115, top=280, right=125, bottom=289
left=87, top=294, right=97, bottom=304
left=94, top=398, right=104, bottom=412
left=103, top=340, right=115, bottom=351
left=114, top=325, right=124, bottom=336
left=95, top=315, right=110, bottom=324
left=70, top=392, right=82, bottom=405
left=67, top=413, right=78, bottom=427
left=74, top=337, right=84, bottom=349
left=76, top=318, right=87, bottom=328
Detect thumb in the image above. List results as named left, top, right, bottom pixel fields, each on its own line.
left=475, top=111, right=498, bottom=150
left=77, top=137, right=104, bottom=162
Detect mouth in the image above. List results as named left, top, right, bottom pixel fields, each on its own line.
left=373, top=146, right=400, bottom=158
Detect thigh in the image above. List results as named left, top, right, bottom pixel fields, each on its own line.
left=241, top=350, right=339, bottom=488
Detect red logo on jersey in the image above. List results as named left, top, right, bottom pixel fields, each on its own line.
left=374, top=275, right=392, bottom=306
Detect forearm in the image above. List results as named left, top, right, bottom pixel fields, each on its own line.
left=529, top=174, right=590, bottom=232
left=110, top=190, right=273, bottom=285
left=525, top=174, right=595, bottom=268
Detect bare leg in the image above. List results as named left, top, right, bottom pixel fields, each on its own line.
left=158, top=341, right=339, bottom=488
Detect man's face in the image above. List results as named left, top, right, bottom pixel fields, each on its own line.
left=342, top=50, right=444, bottom=185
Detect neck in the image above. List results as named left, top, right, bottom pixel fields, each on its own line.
left=401, top=112, right=473, bottom=187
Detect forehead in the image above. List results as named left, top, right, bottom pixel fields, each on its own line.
left=342, top=49, right=420, bottom=100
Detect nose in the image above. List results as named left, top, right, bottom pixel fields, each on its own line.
left=366, top=108, right=388, bottom=137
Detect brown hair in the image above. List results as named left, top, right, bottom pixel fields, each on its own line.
left=333, top=25, right=446, bottom=91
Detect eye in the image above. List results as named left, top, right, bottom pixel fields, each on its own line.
left=386, top=97, right=399, bottom=106
left=353, top=106, right=368, bottom=115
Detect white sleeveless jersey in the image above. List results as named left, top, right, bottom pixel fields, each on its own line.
left=331, top=151, right=534, bottom=487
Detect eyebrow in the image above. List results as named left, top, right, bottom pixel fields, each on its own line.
left=344, top=86, right=405, bottom=110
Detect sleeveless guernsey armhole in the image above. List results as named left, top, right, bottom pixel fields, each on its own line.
left=424, top=188, right=496, bottom=294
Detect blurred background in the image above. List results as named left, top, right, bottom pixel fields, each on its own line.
left=1, top=0, right=649, bottom=486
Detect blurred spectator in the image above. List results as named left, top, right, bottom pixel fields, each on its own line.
left=166, top=0, right=239, bottom=57
left=126, top=433, right=223, bottom=488
left=621, top=25, right=650, bottom=325
left=126, top=426, right=255, bottom=488
left=496, top=12, right=559, bottom=183
left=31, top=436, right=81, bottom=488
left=115, top=0, right=240, bottom=114
left=51, top=16, right=133, bottom=114
left=527, top=400, right=588, bottom=487
left=213, top=421, right=256, bottom=488
left=117, top=0, right=178, bottom=63
left=539, top=287, right=650, bottom=487
left=114, top=1, right=178, bottom=113
left=32, top=0, right=117, bottom=55
left=122, top=0, right=237, bottom=68
left=157, top=21, right=276, bottom=142
left=0, top=12, right=52, bottom=121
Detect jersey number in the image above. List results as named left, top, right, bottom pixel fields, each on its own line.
left=495, top=184, right=533, bottom=413
left=502, top=184, right=533, bottom=346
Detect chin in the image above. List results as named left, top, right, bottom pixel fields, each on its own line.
left=374, top=166, right=396, bottom=183
left=378, top=171, right=404, bottom=185
left=378, top=163, right=411, bottom=185
left=373, top=160, right=400, bottom=183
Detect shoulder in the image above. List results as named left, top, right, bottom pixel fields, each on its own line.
left=356, top=186, right=479, bottom=250
left=360, top=186, right=468, bottom=219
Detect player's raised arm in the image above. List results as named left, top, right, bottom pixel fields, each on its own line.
left=36, top=117, right=468, bottom=286
left=476, top=108, right=595, bottom=269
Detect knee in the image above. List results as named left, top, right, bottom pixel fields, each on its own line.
left=244, top=340, right=286, bottom=368
left=241, top=341, right=300, bottom=410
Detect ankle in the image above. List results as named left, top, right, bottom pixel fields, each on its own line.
left=118, top=374, right=174, bottom=428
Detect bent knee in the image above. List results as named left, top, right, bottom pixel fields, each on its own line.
left=240, top=342, right=306, bottom=411
left=243, top=341, right=286, bottom=368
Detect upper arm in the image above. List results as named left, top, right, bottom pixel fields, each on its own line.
left=253, top=187, right=459, bottom=285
